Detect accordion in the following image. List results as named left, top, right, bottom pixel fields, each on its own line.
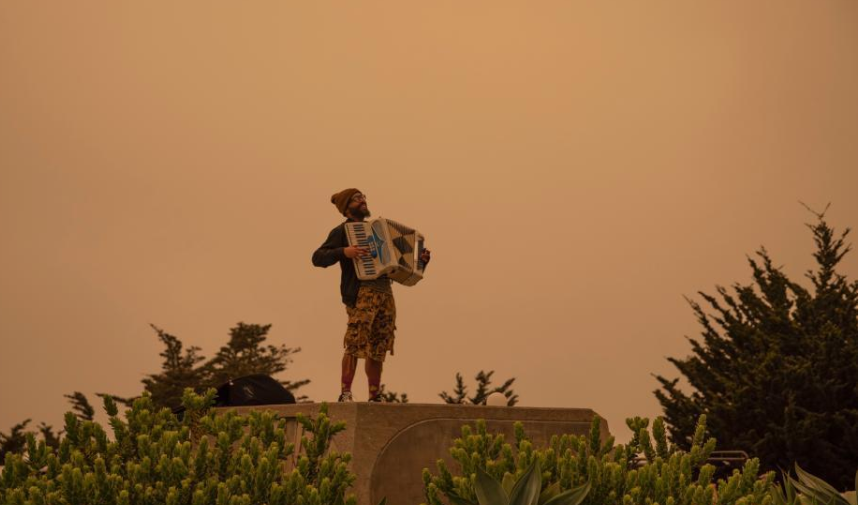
left=344, top=217, right=426, bottom=286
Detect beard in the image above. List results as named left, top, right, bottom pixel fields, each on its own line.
left=349, top=203, right=371, bottom=218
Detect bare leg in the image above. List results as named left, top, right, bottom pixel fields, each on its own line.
left=365, top=358, right=383, bottom=399
left=341, top=354, right=358, bottom=393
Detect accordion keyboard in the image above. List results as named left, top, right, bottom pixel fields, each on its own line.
left=345, top=222, right=377, bottom=278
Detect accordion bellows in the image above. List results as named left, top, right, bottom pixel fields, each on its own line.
left=344, top=217, right=426, bottom=286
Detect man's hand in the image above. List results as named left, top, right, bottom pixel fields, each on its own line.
left=344, top=245, right=370, bottom=259
left=420, top=248, right=432, bottom=265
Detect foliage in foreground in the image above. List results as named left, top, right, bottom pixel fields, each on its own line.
left=0, top=393, right=93, bottom=462
left=771, top=463, right=857, bottom=505
left=422, top=415, right=775, bottom=505
left=473, top=460, right=590, bottom=505
left=0, top=420, right=60, bottom=464
left=3, top=321, right=310, bottom=463
left=0, top=390, right=356, bottom=505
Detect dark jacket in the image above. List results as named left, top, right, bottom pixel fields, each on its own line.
left=312, top=220, right=360, bottom=306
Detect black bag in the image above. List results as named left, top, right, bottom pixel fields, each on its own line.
left=214, top=374, right=297, bottom=407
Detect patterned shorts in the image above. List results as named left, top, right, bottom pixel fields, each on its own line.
left=344, top=286, right=397, bottom=362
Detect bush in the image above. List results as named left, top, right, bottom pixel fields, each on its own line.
left=0, top=390, right=356, bottom=505
left=422, top=415, right=775, bottom=505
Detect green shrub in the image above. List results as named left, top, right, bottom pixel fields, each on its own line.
left=0, top=389, right=356, bottom=505
left=422, top=415, right=775, bottom=505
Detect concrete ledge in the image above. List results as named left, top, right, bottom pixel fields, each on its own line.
left=229, top=403, right=609, bottom=505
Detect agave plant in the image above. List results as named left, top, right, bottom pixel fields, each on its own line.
left=446, top=461, right=589, bottom=505
left=771, top=463, right=857, bottom=505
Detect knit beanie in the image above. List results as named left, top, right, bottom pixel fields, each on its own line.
left=331, top=188, right=362, bottom=216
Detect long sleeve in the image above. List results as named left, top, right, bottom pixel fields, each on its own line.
left=312, top=226, right=346, bottom=268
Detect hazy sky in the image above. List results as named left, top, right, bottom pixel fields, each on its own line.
left=1, top=1, right=856, bottom=442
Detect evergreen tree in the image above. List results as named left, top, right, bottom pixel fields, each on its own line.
left=104, top=322, right=311, bottom=409
left=0, top=420, right=31, bottom=462
left=203, top=322, right=310, bottom=401
left=36, top=422, right=60, bottom=450
left=0, top=418, right=58, bottom=461
left=138, top=324, right=208, bottom=410
left=0, top=393, right=88, bottom=460
left=63, top=391, right=95, bottom=421
left=439, top=370, right=519, bottom=406
left=378, top=384, right=409, bottom=403
left=654, top=208, right=857, bottom=489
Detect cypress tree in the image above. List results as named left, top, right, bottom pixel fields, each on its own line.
left=64, top=391, right=95, bottom=421
left=203, top=322, right=310, bottom=401
left=0, top=420, right=31, bottom=461
left=654, top=208, right=857, bottom=489
left=103, top=322, right=310, bottom=410
left=139, top=324, right=208, bottom=410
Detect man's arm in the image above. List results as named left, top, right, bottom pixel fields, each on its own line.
left=312, top=227, right=346, bottom=268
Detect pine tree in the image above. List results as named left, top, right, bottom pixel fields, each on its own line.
left=439, top=370, right=519, bottom=406
left=36, top=422, right=60, bottom=450
left=0, top=420, right=31, bottom=462
left=654, top=208, right=857, bottom=489
left=138, top=324, right=209, bottom=410
left=63, top=391, right=95, bottom=421
left=0, top=418, right=58, bottom=461
left=1, top=394, right=87, bottom=460
left=203, top=322, right=310, bottom=401
left=378, top=384, right=409, bottom=403
left=104, top=322, right=312, bottom=409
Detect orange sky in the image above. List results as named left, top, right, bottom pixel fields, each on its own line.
left=0, top=1, right=856, bottom=442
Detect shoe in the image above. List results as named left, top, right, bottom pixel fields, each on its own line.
left=368, top=394, right=386, bottom=403
left=338, top=391, right=354, bottom=402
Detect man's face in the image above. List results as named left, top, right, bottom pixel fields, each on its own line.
left=347, top=193, right=370, bottom=218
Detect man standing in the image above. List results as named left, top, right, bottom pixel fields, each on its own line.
left=312, top=188, right=431, bottom=402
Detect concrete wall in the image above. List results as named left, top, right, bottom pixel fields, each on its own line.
left=228, top=403, right=609, bottom=505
